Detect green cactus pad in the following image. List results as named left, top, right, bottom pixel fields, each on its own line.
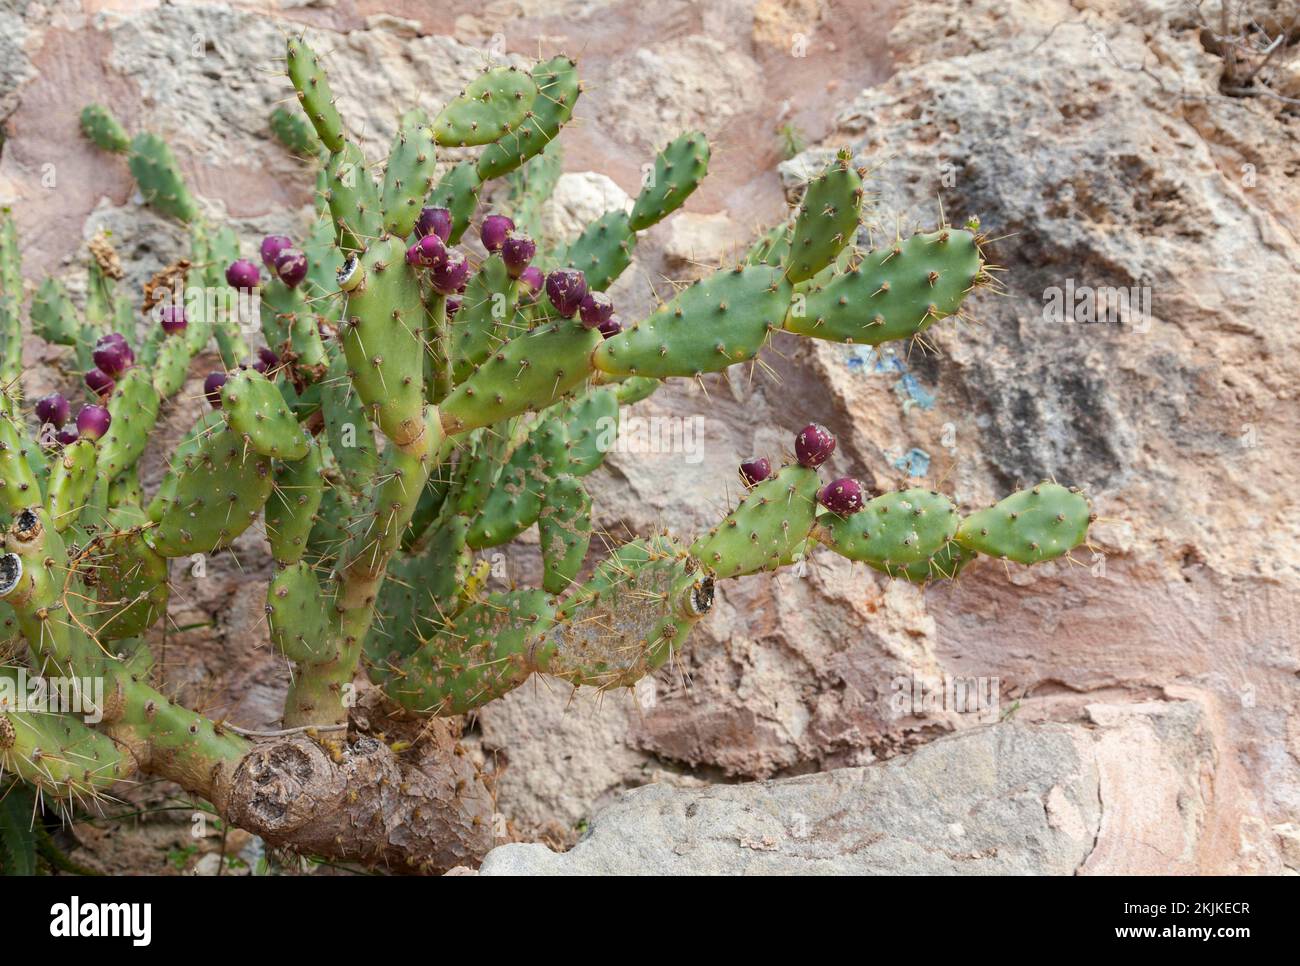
left=0, top=691, right=132, bottom=797
left=321, top=350, right=378, bottom=492
left=150, top=425, right=274, bottom=556
left=400, top=466, right=452, bottom=552
left=80, top=104, right=130, bottom=154
left=433, top=67, right=538, bottom=148
left=891, top=541, right=976, bottom=584
left=549, top=536, right=712, bottom=688
left=554, top=387, right=617, bottom=476
left=90, top=508, right=169, bottom=640
left=557, top=210, right=637, bottom=292
left=289, top=310, right=329, bottom=374
left=450, top=254, right=517, bottom=385
left=146, top=410, right=224, bottom=523
left=340, top=406, right=442, bottom=572
left=785, top=150, right=863, bottom=284
left=784, top=229, right=981, bottom=344
left=96, top=368, right=161, bottom=485
left=593, top=265, right=791, bottom=378
left=326, top=140, right=383, bottom=252
left=439, top=319, right=600, bottom=435
left=690, top=464, right=820, bottom=579
left=269, top=104, right=321, bottom=158
left=306, top=479, right=356, bottom=560
left=427, top=161, right=482, bottom=245
left=46, top=439, right=97, bottom=532
left=219, top=368, right=309, bottom=460
left=266, top=438, right=324, bottom=564
left=151, top=333, right=192, bottom=399
left=387, top=589, right=556, bottom=715
left=629, top=131, right=710, bottom=232
left=259, top=277, right=306, bottom=349
left=465, top=418, right=566, bottom=549
left=452, top=428, right=507, bottom=517
left=106, top=462, right=144, bottom=510
left=337, top=236, right=427, bottom=445
left=820, top=488, right=960, bottom=568
left=286, top=37, right=346, bottom=153
left=302, top=212, right=345, bottom=303
left=746, top=222, right=792, bottom=267
left=0, top=213, right=19, bottom=300
left=611, top=375, right=660, bottom=406
left=30, top=279, right=80, bottom=346
left=368, top=513, right=471, bottom=677
left=267, top=562, right=337, bottom=663
left=477, top=56, right=580, bottom=182
left=504, top=148, right=562, bottom=241
left=128, top=133, right=199, bottom=223
left=381, top=123, right=438, bottom=237
left=955, top=483, right=1092, bottom=565
left=539, top=474, right=592, bottom=594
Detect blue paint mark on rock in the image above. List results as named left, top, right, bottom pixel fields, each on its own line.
left=844, top=347, right=935, bottom=411
left=890, top=448, right=931, bottom=477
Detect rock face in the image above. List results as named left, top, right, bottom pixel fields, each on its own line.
left=482, top=699, right=1279, bottom=875
left=1, top=0, right=1297, bottom=874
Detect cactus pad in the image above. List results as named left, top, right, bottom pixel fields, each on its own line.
left=820, top=488, right=960, bottom=568
left=785, top=150, right=863, bottom=283
left=220, top=368, right=309, bottom=460
left=286, top=37, right=346, bottom=152
left=433, top=67, right=538, bottom=147
left=689, top=464, right=820, bottom=578
left=784, top=229, right=981, bottom=344
left=955, top=483, right=1091, bottom=565
left=629, top=131, right=710, bottom=232
left=593, top=265, right=790, bottom=378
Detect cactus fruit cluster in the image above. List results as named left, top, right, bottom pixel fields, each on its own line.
left=0, top=40, right=1094, bottom=872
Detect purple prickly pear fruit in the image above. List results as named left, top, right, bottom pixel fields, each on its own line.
left=518, top=266, right=544, bottom=299
left=84, top=367, right=116, bottom=398
left=446, top=297, right=462, bottom=318
left=500, top=233, right=536, bottom=279
left=795, top=423, right=836, bottom=468
left=819, top=476, right=865, bottom=515
left=739, top=456, right=771, bottom=488
left=204, top=371, right=227, bottom=408
left=158, top=304, right=188, bottom=335
left=405, top=233, right=446, bottom=269
left=597, top=315, right=622, bottom=339
left=35, top=393, right=70, bottom=429
left=545, top=268, right=587, bottom=318
left=415, top=206, right=452, bottom=242
left=430, top=250, right=469, bottom=296
left=578, top=292, right=614, bottom=329
left=260, top=235, right=294, bottom=272
left=92, top=333, right=133, bottom=377
left=226, top=258, right=261, bottom=290
left=76, top=404, right=111, bottom=442
left=55, top=427, right=80, bottom=446
left=479, top=214, right=515, bottom=253
left=275, top=248, right=308, bottom=288
left=253, top=346, right=280, bottom=374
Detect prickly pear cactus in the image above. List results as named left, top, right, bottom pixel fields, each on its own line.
left=0, top=38, right=1096, bottom=873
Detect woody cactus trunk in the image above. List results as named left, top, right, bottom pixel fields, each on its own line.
left=0, top=41, right=1094, bottom=872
